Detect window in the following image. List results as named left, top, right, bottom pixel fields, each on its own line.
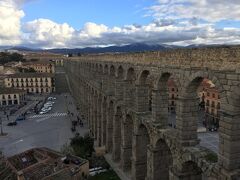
left=212, top=93, right=215, bottom=98
left=14, top=94, right=17, bottom=98
left=207, top=92, right=210, bottom=96
left=211, top=101, right=215, bottom=107
left=172, top=88, right=175, bottom=91
left=206, top=100, right=210, bottom=106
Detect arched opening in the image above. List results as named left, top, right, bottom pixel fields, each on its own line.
left=115, top=66, right=125, bottom=100
left=167, top=78, right=178, bottom=128
left=133, top=124, right=150, bottom=180
left=153, top=73, right=178, bottom=128
left=112, top=106, right=123, bottom=162
left=110, top=65, right=115, bottom=76
left=121, top=114, right=133, bottom=172
left=109, top=65, right=116, bottom=95
left=136, top=70, right=152, bottom=112
left=117, top=66, right=124, bottom=79
left=177, top=77, right=220, bottom=152
left=124, top=68, right=136, bottom=108
left=153, top=139, right=173, bottom=180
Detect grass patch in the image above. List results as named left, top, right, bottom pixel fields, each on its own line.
left=205, top=152, right=218, bottom=163
left=89, top=170, right=120, bottom=180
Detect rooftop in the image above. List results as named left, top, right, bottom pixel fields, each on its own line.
left=6, top=73, right=55, bottom=78
left=0, top=87, right=26, bottom=94
left=5, top=147, right=88, bottom=180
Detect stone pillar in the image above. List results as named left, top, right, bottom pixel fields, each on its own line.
left=115, top=78, right=124, bottom=100
left=112, top=110, right=122, bottom=162
left=97, top=96, right=102, bottom=147
left=135, top=84, right=150, bottom=113
left=176, top=96, right=199, bottom=146
left=106, top=102, right=114, bottom=153
left=101, top=100, right=107, bottom=147
left=101, top=74, right=108, bottom=92
left=151, top=89, right=168, bottom=127
left=132, top=133, right=149, bottom=180
left=219, top=112, right=240, bottom=171
left=93, top=95, right=98, bottom=139
left=124, top=80, right=135, bottom=108
left=120, top=116, right=133, bottom=172
left=108, top=76, right=115, bottom=96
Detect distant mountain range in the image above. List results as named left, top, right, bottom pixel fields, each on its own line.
left=0, top=43, right=233, bottom=55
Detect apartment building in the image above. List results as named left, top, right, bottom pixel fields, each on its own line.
left=0, top=87, right=26, bottom=106
left=4, top=73, right=55, bottom=94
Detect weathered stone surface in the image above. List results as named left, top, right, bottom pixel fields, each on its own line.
left=64, top=46, right=240, bottom=180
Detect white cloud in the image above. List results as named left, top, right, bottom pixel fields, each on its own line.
left=23, top=19, right=75, bottom=48
left=0, top=0, right=240, bottom=48
left=148, top=0, right=240, bottom=22
left=0, top=0, right=24, bottom=45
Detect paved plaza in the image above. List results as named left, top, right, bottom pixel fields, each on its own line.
left=0, top=93, right=89, bottom=157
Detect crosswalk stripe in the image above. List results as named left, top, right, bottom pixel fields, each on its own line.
left=29, top=112, right=67, bottom=119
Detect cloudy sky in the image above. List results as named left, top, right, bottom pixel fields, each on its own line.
left=1, top=0, right=240, bottom=49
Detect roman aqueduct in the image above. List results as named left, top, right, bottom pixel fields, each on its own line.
left=64, top=46, right=240, bottom=180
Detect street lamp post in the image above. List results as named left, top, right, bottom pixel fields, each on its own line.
left=0, top=117, right=3, bottom=136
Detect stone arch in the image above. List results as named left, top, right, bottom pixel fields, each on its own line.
left=104, top=64, right=108, bottom=74
left=151, top=72, right=179, bottom=127
left=116, top=65, right=124, bottom=79
left=109, top=65, right=115, bottom=76
left=133, top=124, right=150, bottom=180
left=152, top=139, right=173, bottom=180
left=137, top=70, right=150, bottom=85
left=112, top=106, right=123, bottom=162
left=177, top=71, right=224, bottom=147
left=135, top=70, right=152, bottom=112
left=124, top=67, right=136, bottom=108
left=125, top=67, right=136, bottom=81
left=121, top=114, right=134, bottom=172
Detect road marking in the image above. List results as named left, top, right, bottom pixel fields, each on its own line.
left=29, top=112, right=67, bottom=119
left=36, top=116, right=50, bottom=123
left=12, top=139, right=23, bottom=145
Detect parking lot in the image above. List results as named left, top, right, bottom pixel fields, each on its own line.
left=0, top=93, right=89, bottom=157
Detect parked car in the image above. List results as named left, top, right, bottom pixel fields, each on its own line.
left=16, top=116, right=25, bottom=121
left=7, top=121, right=17, bottom=126
left=48, top=97, right=56, bottom=101
left=41, top=106, right=52, bottom=112
left=39, top=111, right=48, bottom=115
left=44, top=103, right=53, bottom=108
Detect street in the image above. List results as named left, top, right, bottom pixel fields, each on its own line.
left=0, top=93, right=89, bottom=157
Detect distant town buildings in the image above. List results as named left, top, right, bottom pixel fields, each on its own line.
left=4, top=73, right=55, bottom=94
left=0, top=87, right=26, bottom=106
left=167, top=78, right=220, bottom=128
left=0, top=148, right=89, bottom=180
left=22, top=62, right=55, bottom=73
